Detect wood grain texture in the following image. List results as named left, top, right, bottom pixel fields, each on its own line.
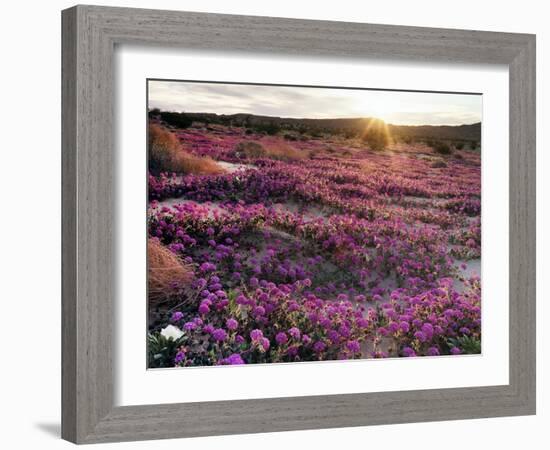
left=61, top=5, right=536, bottom=444
left=61, top=7, right=77, bottom=443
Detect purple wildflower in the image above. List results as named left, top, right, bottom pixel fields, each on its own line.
left=346, top=340, right=361, bottom=353
left=288, top=327, right=301, bottom=340
left=260, top=337, right=270, bottom=352
left=183, top=321, right=197, bottom=331
left=171, top=311, right=183, bottom=322
left=220, top=353, right=245, bottom=365
left=198, top=302, right=210, bottom=315
left=174, top=349, right=186, bottom=365
left=226, top=318, right=239, bottom=331
left=275, top=332, right=288, bottom=345
left=414, top=331, right=427, bottom=342
left=212, top=328, right=228, bottom=342
left=250, top=329, right=263, bottom=341
left=313, top=341, right=327, bottom=353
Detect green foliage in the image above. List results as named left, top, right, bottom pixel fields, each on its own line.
left=431, top=141, right=452, bottom=155
left=148, top=108, right=161, bottom=118
left=283, top=132, right=299, bottom=141
left=251, top=122, right=281, bottom=135
left=455, top=142, right=465, bottom=150
left=148, top=332, right=186, bottom=368
left=447, top=335, right=481, bottom=354
left=159, top=111, right=193, bottom=129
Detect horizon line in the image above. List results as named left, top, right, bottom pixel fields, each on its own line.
left=148, top=108, right=481, bottom=128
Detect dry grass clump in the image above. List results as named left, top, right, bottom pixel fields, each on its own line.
left=264, top=142, right=305, bottom=161
left=235, top=141, right=267, bottom=159
left=148, top=238, right=194, bottom=305
left=149, top=123, right=180, bottom=172
left=171, top=152, right=225, bottom=175
left=235, top=140, right=305, bottom=161
left=149, top=123, right=224, bottom=175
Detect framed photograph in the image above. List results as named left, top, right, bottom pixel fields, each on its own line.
left=62, top=5, right=536, bottom=444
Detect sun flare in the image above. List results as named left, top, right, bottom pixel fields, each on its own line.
left=356, top=96, right=394, bottom=121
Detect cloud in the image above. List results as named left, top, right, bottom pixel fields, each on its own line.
left=148, top=80, right=482, bottom=126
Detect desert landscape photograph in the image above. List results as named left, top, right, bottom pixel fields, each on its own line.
left=146, top=80, right=482, bottom=368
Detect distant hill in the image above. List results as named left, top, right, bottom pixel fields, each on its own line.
left=160, top=111, right=481, bottom=142
left=389, top=122, right=481, bottom=141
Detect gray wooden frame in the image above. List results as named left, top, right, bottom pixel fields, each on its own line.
left=62, top=4, right=536, bottom=444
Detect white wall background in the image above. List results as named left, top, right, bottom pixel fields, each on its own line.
left=0, top=1, right=546, bottom=448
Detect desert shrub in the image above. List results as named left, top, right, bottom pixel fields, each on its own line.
left=283, top=132, right=299, bottom=141
left=148, top=238, right=194, bottom=305
left=253, top=122, right=280, bottom=135
left=148, top=108, right=161, bottom=119
left=159, top=111, right=193, bottom=129
left=309, top=130, right=323, bottom=138
left=403, top=136, right=413, bottom=145
left=365, top=132, right=389, bottom=151
left=308, top=148, right=321, bottom=159
left=455, top=142, right=465, bottom=150
left=431, top=141, right=452, bottom=155
left=469, top=141, right=479, bottom=150
left=149, top=124, right=223, bottom=174
left=430, top=158, right=447, bottom=168
left=235, top=141, right=267, bottom=159
left=363, top=120, right=390, bottom=151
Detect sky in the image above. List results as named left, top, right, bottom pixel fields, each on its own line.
left=148, top=80, right=482, bottom=126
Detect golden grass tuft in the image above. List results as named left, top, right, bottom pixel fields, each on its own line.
left=149, top=123, right=224, bottom=175
left=234, top=141, right=267, bottom=159
left=148, top=238, right=194, bottom=305
left=235, top=140, right=305, bottom=161
left=171, top=152, right=226, bottom=175
left=263, top=142, right=305, bottom=161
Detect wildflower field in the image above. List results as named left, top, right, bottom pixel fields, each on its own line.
left=147, top=112, right=482, bottom=368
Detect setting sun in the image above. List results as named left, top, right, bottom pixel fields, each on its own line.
left=356, top=96, right=395, bottom=121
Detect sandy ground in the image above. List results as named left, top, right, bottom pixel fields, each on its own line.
left=150, top=196, right=481, bottom=296
left=216, top=161, right=255, bottom=173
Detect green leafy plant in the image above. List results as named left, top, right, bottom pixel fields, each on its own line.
left=447, top=335, right=481, bottom=354
left=148, top=331, right=186, bottom=368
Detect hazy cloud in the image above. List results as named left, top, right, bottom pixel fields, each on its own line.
left=148, top=80, right=482, bottom=126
